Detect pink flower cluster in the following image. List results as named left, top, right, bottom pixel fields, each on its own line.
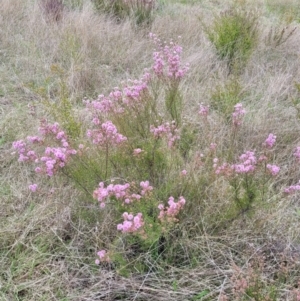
left=84, top=94, right=114, bottom=114
left=29, top=184, right=38, bottom=192
left=40, top=146, right=76, bottom=176
left=264, top=133, right=276, bottom=148
left=210, top=143, right=217, bottom=151
left=117, top=212, right=144, bottom=233
left=214, top=151, right=257, bottom=176
left=95, top=250, right=110, bottom=264
left=181, top=169, right=187, bottom=176
left=266, top=164, right=280, bottom=176
left=93, top=181, right=153, bottom=207
left=158, top=196, right=186, bottom=222
left=12, top=121, right=77, bottom=177
left=133, top=148, right=143, bottom=156
left=284, top=181, right=300, bottom=194
left=150, top=33, right=189, bottom=80
left=12, top=140, right=37, bottom=162
left=140, top=180, right=153, bottom=195
left=93, top=182, right=131, bottom=208
left=84, top=76, right=150, bottom=116
left=232, top=151, right=257, bottom=174
left=199, top=104, right=209, bottom=118
left=150, top=121, right=180, bottom=147
left=123, top=79, right=149, bottom=106
left=232, top=103, right=246, bottom=127
left=214, top=161, right=233, bottom=176
left=215, top=147, right=281, bottom=178
left=87, top=120, right=127, bottom=146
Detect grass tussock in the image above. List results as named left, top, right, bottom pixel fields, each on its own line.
left=2, top=0, right=300, bottom=300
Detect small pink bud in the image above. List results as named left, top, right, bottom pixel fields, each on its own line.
left=133, top=148, right=142, bottom=155
left=29, top=184, right=38, bottom=192
left=181, top=170, right=187, bottom=176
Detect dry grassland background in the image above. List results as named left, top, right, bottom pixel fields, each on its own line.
left=2, top=0, right=300, bottom=300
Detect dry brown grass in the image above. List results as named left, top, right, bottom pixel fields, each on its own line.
left=2, top=0, right=300, bottom=300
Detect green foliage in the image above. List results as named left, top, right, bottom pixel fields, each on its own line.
left=65, top=153, right=105, bottom=195
left=291, top=82, right=300, bottom=120
left=192, top=290, right=210, bottom=300
left=203, top=5, right=259, bottom=74
left=230, top=175, right=258, bottom=214
left=210, top=78, right=243, bottom=120
left=266, top=0, right=300, bottom=23
left=39, top=65, right=82, bottom=140
left=92, top=0, right=155, bottom=26
left=92, top=0, right=128, bottom=19
left=165, top=84, right=183, bottom=125
left=58, top=31, right=82, bottom=68
left=178, top=124, right=198, bottom=159
left=131, top=1, right=155, bottom=27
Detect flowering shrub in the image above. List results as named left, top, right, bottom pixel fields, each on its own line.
left=12, top=34, right=188, bottom=273
left=12, top=32, right=300, bottom=277
left=212, top=132, right=281, bottom=213
left=150, top=33, right=189, bottom=124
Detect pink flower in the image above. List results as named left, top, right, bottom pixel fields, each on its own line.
left=150, top=122, right=180, bottom=148
left=35, top=167, right=42, bottom=173
left=140, top=181, right=153, bottom=195
left=29, top=184, right=38, bottom=192
left=87, top=121, right=127, bottom=146
left=215, top=162, right=232, bottom=176
left=117, top=212, right=144, bottom=233
left=232, top=151, right=256, bottom=174
left=133, top=148, right=142, bottom=155
left=92, top=117, right=100, bottom=125
left=210, top=143, right=217, bottom=151
left=267, top=164, right=280, bottom=176
left=181, top=170, right=187, bottom=176
left=199, top=104, right=209, bottom=117
left=232, top=103, right=246, bottom=127
left=158, top=196, right=186, bottom=222
left=258, top=155, right=267, bottom=162
left=131, top=193, right=141, bottom=201
left=264, top=134, right=276, bottom=148
left=95, top=250, right=110, bottom=263
left=93, top=182, right=131, bottom=206
left=27, top=136, right=42, bottom=143
left=285, top=181, right=300, bottom=194
left=150, top=34, right=189, bottom=79
left=56, top=131, right=66, bottom=140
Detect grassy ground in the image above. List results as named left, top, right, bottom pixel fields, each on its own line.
left=2, top=0, right=300, bottom=300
